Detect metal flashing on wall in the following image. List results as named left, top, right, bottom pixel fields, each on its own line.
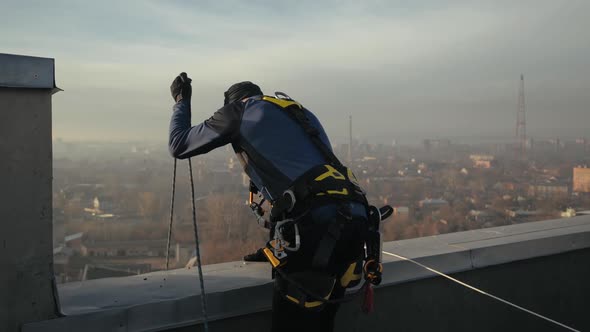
left=0, top=53, right=58, bottom=90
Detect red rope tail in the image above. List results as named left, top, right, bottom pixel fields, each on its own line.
left=361, top=284, right=374, bottom=314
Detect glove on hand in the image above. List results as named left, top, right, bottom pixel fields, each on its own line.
left=170, top=72, right=192, bottom=102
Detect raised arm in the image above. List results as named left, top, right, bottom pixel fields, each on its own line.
left=168, top=100, right=242, bottom=159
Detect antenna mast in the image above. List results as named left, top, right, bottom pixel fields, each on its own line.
left=516, top=74, right=527, bottom=159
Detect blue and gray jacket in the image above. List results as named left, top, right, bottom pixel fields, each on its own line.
left=168, top=97, right=332, bottom=202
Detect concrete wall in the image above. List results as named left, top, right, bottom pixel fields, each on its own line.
left=167, top=248, right=590, bottom=332
left=22, top=216, right=590, bottom=332
left=0, top=88, right=58, bottom=331
left=336, top=248, right=590, bottom=332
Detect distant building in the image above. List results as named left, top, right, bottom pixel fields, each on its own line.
left=83, top=195, right=115, bottom=216
left=467, top=210, right=496, bottom=223
left=506, top=209, right=542, bottom=219
left=423, top=139, right=451, bottom=151
left=97, top=195, right=115, bottom=212
left=528, top=184, right=569, bottom=198
left=493, top=182, right=516, bottom=191
left=469, top=154, right=494, bottom=169
left=419, top=198, right=448, bottom=210
left=81, top=239, right=168, bottom=258
left=573, top=167, right=590, bottom=193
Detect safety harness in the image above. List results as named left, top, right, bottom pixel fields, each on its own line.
left=248, top=92, right=391, bottom=310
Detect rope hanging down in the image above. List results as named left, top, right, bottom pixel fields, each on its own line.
left=382, top=251, right=580, bottom=332
left=165, top=158, right=209, bottom=332
left=165, top=158, right=177, bottom=270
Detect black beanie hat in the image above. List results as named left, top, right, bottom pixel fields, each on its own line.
left=224, top=81, right=263, bottom=105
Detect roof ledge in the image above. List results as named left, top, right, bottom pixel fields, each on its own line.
left=23, top=215, right=590, bottom=331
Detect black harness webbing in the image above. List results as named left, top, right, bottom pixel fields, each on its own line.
left=311, top=220, right=342, bottom=269
left=281, top=102, right=343, bottom=168
left=273, top=265, right=369, bottom=306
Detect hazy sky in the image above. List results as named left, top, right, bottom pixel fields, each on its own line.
left=2, top=0, right=589, bottom=143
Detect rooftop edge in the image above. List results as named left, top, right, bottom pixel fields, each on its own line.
left=23, top=215, right=590, bottom=332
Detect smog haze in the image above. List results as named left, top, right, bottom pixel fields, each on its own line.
left=2, top=0, right=589, bottom=143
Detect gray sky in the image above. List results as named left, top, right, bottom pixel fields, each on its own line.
left=2, top=0, right=589, bottom=143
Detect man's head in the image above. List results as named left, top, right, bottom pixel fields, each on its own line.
left=224, top=81, right=263, bottom=105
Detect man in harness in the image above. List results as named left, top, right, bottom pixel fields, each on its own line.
left=168, top=73, right=390, bottom=332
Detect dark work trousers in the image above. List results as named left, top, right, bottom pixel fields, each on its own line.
left=270, top=201, right=367, bottom=332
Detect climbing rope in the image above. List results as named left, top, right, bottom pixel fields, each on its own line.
left=165, top=158, right=177, bottom=270
left=165, top=158, right=209, bottom=331
left=382, top=250, right=580, bottom=332
left=188, top=158, right=209, bottom=331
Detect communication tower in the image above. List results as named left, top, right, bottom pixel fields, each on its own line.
left=348, top=115, right=352, bottom=165
left=516, top=74, right=527, bottom=159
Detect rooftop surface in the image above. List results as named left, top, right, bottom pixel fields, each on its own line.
left=24, top=215, right=590, bottom=331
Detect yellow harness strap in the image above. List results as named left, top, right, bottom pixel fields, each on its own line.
left=262, top=96, right=303, bottom=109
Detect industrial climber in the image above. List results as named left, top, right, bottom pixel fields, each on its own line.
left=168, top=73, right=389, bottom=332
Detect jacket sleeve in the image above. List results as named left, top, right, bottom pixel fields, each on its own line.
left=168, top=100, right=242, bottom=159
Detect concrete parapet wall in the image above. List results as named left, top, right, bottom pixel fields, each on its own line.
left=335, top=248, right=590, bottom=332
left=23, top=216, right=590, bottom=332
left=168, top=248, right=590, bottom=332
